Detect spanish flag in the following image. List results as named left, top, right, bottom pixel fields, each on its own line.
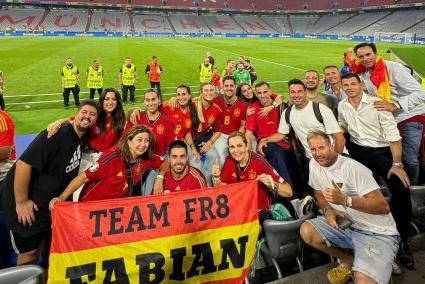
left=349, top=55, right=391, bottom=102
left=48, top=181, right=259, bottom=283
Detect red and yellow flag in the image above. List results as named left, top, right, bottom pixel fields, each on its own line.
left=48, top=180, right=259, bottom=283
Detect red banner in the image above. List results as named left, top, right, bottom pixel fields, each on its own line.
left=48, top=180, right=259, bottom=283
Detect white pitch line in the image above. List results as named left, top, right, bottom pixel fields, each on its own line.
left=4, top=80, right=289, bottom=101
left=173, top=38, right=307, bottom=72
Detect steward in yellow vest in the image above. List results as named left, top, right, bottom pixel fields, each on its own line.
left=87, top=59, right=104, bottom=99
left=199, top=57, right=213, bottom=83
left=61, top=57, right=80, bottom=109
left=119, top=57, right=137, bottom=104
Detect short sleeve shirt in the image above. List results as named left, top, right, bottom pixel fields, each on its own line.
left=278, top=101, right=341, bottom=158
left=164, top=166, right=207, bottom=192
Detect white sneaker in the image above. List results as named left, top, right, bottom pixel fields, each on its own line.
left=392, top=262, right=402, bottom=275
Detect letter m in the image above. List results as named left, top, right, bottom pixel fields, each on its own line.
left=0, top=15, right=36, bottom=26
left=100, top=17, right=121, bottom=29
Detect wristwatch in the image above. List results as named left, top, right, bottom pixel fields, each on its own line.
left=345, top=196, right=353, bottom=208
left=392, top=162, right=404, bottom=168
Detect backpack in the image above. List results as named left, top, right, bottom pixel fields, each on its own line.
left=283, top=101, right=324, bottom=160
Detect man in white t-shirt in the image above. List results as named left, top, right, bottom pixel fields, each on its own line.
left=300, top=130, right=399, bottom=284
left=257, top=79, right=345, bottom=194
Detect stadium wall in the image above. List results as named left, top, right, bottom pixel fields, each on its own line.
left=1, top=31, right=425, bottom=45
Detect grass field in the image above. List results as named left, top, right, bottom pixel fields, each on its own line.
left=1, top=37, right=424, bottom=134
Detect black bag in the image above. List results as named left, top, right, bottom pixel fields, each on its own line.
left=193, top=126, right=214, bottom=151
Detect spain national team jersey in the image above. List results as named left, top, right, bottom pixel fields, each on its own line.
left=192, top=102, right=222, bottom=135
left=245, top=101, right=290, bottom=150
left=164, top=166, right=207, bottom=192
left=0, top=110, right=16, bottom=160
left=162, top=105, right=192, bottom=140
left=220, top=152, right=285, bottom=209
left=81, top=147, right=164, bottom=201
left=87, top=117, right=119, bottom=152
left=126, top=112, right=176, bottom=156
left=214, top=95, right=248, bottom=135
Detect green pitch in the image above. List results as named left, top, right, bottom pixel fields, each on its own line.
left=1, top=37, right=423, bottom=134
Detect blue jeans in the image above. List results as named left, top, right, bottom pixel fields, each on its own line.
left=262, top=142, right=303, bottom=199
left=189, top=146, right=218, bottom=187
left=399, top=120, right=423, bottom=184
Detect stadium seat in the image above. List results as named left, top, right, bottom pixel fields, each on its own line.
left=410, top=185, right=425, bottom=234
left=0, top=265, right=45, bottom=284
left=260, top=211, right=315, bottom=279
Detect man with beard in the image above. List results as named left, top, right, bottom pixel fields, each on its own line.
left=61, top=57, right=80, bottom=109
left=1, top=100, right=99, bottom=266
left=163, top=140, right=207, bottom=193
left=246, top=81, right=302, bottom=197
left=303, top=70, right=338, bottom=117
left=214, top=76, right=248, bottom=165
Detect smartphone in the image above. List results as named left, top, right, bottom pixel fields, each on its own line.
left=336, top=216, right=352, bottom=230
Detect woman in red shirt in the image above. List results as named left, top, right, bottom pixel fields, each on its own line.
left=49, top=125, right=168, bottom=206
left=212, top=131, right=293, bottom=211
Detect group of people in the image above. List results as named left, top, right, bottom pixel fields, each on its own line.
left=0, top=42, right=424, bottom=284
left=60, top=55, right=163, bottom=109
left=200, top=53, right=257, bottom=91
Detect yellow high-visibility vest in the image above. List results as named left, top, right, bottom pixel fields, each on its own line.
left=121, top=64, right=136, bottom=86
left=199, top=64, right=212, bottom=83
left=87, top=66, right=103, bottom=89
left=62, top=66, right=78, bottom=88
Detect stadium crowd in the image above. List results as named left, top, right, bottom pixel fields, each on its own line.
left=0, top=42, right=425, bottom=284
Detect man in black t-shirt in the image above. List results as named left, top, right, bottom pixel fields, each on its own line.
left=1, top=100, right=99, bottom=266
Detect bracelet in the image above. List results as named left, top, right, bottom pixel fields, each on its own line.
left=155, top=174, right=164, bottom=180
left=272, top=101, right=278, bottom=108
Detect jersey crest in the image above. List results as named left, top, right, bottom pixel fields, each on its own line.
left=234, top=108, right=241, bottom=118
left=248, top=169, right=257, bottom=180
left=157, top=124, right=164, bottom=135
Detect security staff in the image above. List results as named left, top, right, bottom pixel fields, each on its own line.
left=61, top=58, right=80, bottom=109
left=86, top=59, right=104, bottom=99
left=145, top=56, right=163, bottom=101
left=199, top=57, right=213, bottom=84
left=119, top=57, right=137, bottom=105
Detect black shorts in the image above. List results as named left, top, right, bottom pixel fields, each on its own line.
left=9, top=226, right=51, bottom=254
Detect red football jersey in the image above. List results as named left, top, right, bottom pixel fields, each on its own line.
left=126, top=112, right=175, bottom=156
left=162, top=105, right=192, bottom=140
left=192, top=103, right=222, bottom=135
left=164, top=166, right=207, bottom=192
left=0, top=111, right=16, bottom=160
left=81, top=147, right=164, bottom=201
left=245, top=102, right=290, bottom=150
left=87, top=117, right=119, bottom=152
left=214, top=96, right=248, bottom=135
left=220, top=152, right=285, bottom=209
